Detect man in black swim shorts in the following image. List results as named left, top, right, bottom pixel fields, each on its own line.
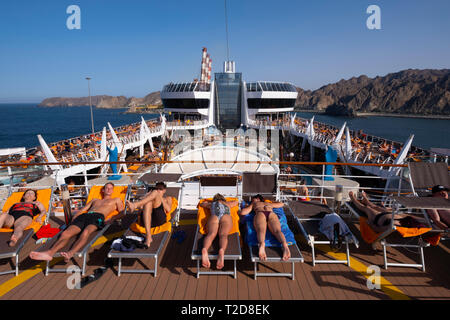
left=30, top=182, right=125, bottom=262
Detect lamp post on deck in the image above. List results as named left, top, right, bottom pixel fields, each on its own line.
left=86, top=77, right=94, bottom=134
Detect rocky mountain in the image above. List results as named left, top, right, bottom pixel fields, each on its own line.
left=295, top=69, right=450, bottom=116
left=38, top=92, right=162, bottom=109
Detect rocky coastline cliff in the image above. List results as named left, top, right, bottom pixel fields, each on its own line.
left=295, top=69, right=450, bottom=116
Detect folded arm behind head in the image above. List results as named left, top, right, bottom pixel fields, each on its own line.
left=240, top=203, right=253, bottom=216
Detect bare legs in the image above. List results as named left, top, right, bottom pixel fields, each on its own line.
left=348, top=191, right=381, bottom=222
left=201, top=214, right=232, bottom=269
left=254, top=212, right=291, bottom=261
left=129, top=196, right=171, bottom=248
left=0, top=214, right=32, bottom=247
left=30, top=225, right=82, bottom=261
left=10, top=216, right=32, bottom=247
left=142, top=202, right=155, bottom=247
left=0, top=213, right=14, bottom=229
left=60, top=225, right=98, bottom=262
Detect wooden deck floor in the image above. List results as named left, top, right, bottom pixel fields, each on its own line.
left=0, top=215, right=449, bottom=300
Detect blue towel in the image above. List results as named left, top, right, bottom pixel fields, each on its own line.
left=243, top=206, right=296, bottom=247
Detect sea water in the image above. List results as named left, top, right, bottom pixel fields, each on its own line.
left=0, top=104, right=448, bottom=151
left=0, top=104, right=159, bottom=149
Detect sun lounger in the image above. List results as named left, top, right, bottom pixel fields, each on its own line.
left=344, top=197, right=435, bottom=272
left=243, top=203, right=303, bottom=280
left=36, top=185, right=130, bottom=276
left=191, top=197, right=242, bottom=278
left=241, top=172, right=303, bottom=279
left=0, top=188, right=53, bottom=276
left=405, top=162, right=450, bottom=234
left=107, top=186, right=180, bottom=276
left=286, top=200, right=358, bottom=267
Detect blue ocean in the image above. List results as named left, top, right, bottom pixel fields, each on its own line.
left=0, top=104, right=448, bottom=151
left=0, top=104, right=159, bottom=149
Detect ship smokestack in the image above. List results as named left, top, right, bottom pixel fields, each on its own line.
left=200, top=47, right=207, bottom=82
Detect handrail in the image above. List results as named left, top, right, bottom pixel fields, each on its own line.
left=1, top=160, right=450, bottom=169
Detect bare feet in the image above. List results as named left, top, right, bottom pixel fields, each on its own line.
left=258, top=243, right=267, bottom=261
left=60, top=251, right=74, bottom=263
left=29, top=251, right=53, bottom=261
left=201, top=248, right=210, bottom=268
left=217, top=248, right=225, bottom=270
left=361, top=191, right=374, bottom=206
left=145, top=235, right=152, bottom=248
left=282, top=244, right=291, bottom=261
left=8, top=235, right=18, bottom=247
left=349, top=191, right=357, bottom=202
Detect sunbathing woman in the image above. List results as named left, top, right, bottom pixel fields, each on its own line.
left=199, top=194, right=238, bottom=270
left=240, top=195, right=291, bottom=262
left=349, top=191, right=423, bottom=233
left=0, top=189, right=46, bottom=247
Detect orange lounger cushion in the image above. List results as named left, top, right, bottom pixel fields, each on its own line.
left=396, top=226, right=431, bottom=238
left=197, top=197, right=240, bottom=236
left=0, top=189, right=52, bottom=233
left=359, top=217, right=432, bottom=244
left=130, top=197, right=178, bottom=235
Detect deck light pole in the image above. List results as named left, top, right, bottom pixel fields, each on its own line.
left=86, top=77, right=94, bottom=134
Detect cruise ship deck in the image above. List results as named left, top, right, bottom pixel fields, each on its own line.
left=0, top=208, right=448, bottom=301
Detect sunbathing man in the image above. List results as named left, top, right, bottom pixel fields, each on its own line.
left=240, top=195, right=291, bottom=261
left=426, top=185, right=450, bottom=230
left=199, top=194, right=239, bottom=270
left=349, top=191, right=420, bottom=233
left=126, top=182, right=172, bottom=248
left=0, top=189, right=46, bottom=247
left=29, top=182, right=124, bottom=262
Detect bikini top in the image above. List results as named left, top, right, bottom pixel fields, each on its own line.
left=9, top=202, right=40, bottom=217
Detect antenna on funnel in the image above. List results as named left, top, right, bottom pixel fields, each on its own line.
left=224, top=0, right=230, bottom=61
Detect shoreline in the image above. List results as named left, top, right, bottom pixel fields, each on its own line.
left=294, top=109, right=450, bottom=120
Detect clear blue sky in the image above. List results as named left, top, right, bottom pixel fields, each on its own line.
left=1, top=0, right=449, bottom=102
